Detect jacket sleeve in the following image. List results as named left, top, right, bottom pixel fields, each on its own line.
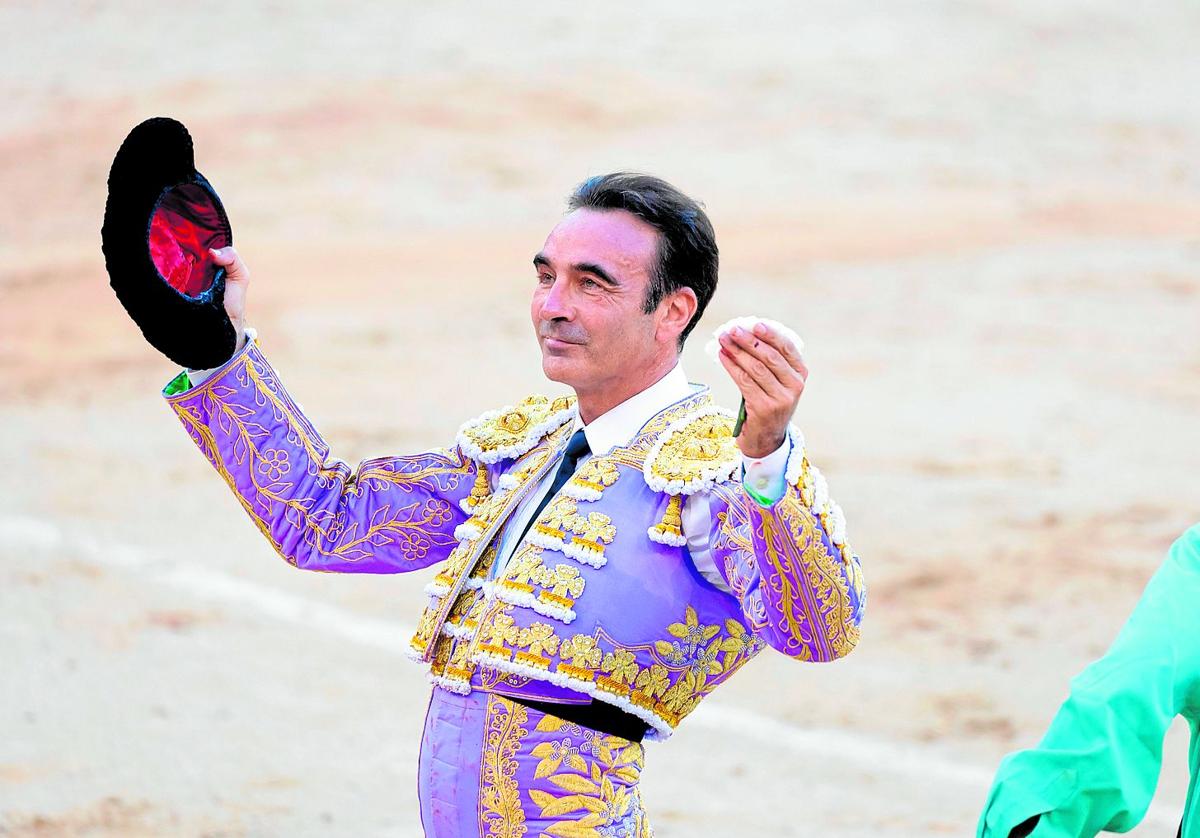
left=706, top=432, right=865, bottom=662
left=163, top=334, right=478, bottom=573
left=977, top=525, right=1200, bottom=837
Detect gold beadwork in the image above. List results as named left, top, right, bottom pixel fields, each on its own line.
left=464, top=465, right=491, bottom=511
left=645, top=411, right=739, bottom=493
left=459, top=394, right=577, bottom=462
left=479, top=643, right=512, bottom=659
left=649, top=494, right=684, bottom=541
left=568, top=459, right=621, bottom=495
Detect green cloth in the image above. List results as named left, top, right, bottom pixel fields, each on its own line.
left=978, top=524, right=1200, bottom=837
left=163, top=370, right=192, bottom=397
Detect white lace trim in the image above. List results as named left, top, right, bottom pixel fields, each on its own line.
left=560, top=540, right=608, bottom=569
left=454, top=521, right=483, bottom=542
left=647, top=527, right=687, bottom=547
left=527, top=528, right=566, bottom=552
left=483, top=580, right=577, bottom=624
left=423, top=580, right=450, bottom=598
left=428, top=672, right=473, bottom=695
left=562, top=482, right=603, bottom=502
left=441, top=620, right=477, bottom=639
left=783, top=424, right=807, bottom=487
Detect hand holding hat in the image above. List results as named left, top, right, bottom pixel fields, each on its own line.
left=101, top=117, right=238, bottom=369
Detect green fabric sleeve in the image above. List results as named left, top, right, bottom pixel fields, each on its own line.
left=163, top=370, right=192, bottom=397
left=978, top=525, right=1200, bottom=837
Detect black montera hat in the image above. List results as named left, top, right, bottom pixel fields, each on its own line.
left=102, top=117, right=237, bottom=369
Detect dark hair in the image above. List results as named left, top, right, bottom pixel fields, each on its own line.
left=567, top=172, right=718, bottom=347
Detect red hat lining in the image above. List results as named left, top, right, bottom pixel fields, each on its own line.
left=148, top=182, right=230, bottom=298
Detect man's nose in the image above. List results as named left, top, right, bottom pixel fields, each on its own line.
left=538, top=276, right=574, bottom=321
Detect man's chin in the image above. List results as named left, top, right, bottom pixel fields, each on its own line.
left=540, top=354, right=582, bottom=387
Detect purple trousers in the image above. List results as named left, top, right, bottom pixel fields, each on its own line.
left=418, top=688, right=653, bottom=837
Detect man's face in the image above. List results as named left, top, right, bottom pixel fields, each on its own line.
left=531, top=208, right=664, bottom=394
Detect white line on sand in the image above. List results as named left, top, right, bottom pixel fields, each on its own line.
left=3, top=515, right=1182, bottom=831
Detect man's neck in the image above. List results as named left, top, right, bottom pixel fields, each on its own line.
left=573, top=353, right=680, bottom=425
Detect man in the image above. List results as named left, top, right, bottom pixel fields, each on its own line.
left=164, top=173, right=865, bottom=835
left=978, top=525, right=1200, bottom=838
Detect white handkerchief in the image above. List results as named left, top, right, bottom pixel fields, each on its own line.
left=704, top=316, right=804, bottom=362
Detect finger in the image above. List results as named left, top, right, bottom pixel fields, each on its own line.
left=719, top=343, right=782, bottom=406
left=718, top=345, right=771, bottom=403
left=721, top=331, right=790, bottom=397
left=727, top=327, right=803, bottom=389
left=752, top=322, right=805, bottom=371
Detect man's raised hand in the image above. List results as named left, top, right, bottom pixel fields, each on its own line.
left=717, top=322, right=808, bottom=459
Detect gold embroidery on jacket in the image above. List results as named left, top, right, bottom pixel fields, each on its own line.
left=470, top=603, right=764, bottom=736
left=459, top=395, right=576, bottom=462
left=171, top=352, right=472, bottom=566
left=644, top=412, right=739, bottom=489
left=755, top=488, right=861, bottom=661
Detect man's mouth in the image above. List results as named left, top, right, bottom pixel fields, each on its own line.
left=543, top=336, right=581, bottom=349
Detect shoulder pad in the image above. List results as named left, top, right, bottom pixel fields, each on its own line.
left=457, top=394, right=577, bottom=464
left=643, top=406, right=740, bottom=495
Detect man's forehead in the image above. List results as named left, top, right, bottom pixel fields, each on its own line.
left=539, top=208, right=658, bottom=272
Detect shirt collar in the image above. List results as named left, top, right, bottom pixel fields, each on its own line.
left=574, top=363, right=695, bottom=456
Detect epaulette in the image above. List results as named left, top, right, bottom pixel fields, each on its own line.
left=642, top=406, right=740, bottom=496
left=456, top=394, right=577, bottom=464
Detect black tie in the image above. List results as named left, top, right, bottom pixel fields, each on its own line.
left=516, top=428, right=590, bottom=544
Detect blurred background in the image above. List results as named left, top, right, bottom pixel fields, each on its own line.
left=2, top=2, right=1198, bottom=835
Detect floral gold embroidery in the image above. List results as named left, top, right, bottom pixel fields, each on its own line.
left=560, top=635, right=602, bottom=668
left=479, top=695, right=529, bottom=837
left=600, top=650, right=638, bottom=685
left=632, top=665, right=669, bottom=700
left=517, top=622, right=561, bottom=657
left=527, top=714, right=649, bottom=837
left=564, top=458, right=621, bottom=501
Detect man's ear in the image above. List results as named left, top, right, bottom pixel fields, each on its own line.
left=656, top=286, right=698, bottom=345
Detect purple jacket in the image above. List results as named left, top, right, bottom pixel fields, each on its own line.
left=167, top=337, right=866, bottom=739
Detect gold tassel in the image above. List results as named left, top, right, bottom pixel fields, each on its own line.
left=465, top=465, right=490, bottom=510
left=649, top=494, right=685, bottom=545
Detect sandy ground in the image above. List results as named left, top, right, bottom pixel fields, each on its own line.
left=2, top=2, right=1199, bottom=835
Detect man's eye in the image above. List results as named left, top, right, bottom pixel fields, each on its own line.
left=537, top=274, right=554, bottom=285
left=581, top=277, right=600, bottom=289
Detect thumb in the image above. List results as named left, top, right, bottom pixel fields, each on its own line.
left=209, top=246, right=248, bottom=329
left=210, top=246, right=247, bottom=284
